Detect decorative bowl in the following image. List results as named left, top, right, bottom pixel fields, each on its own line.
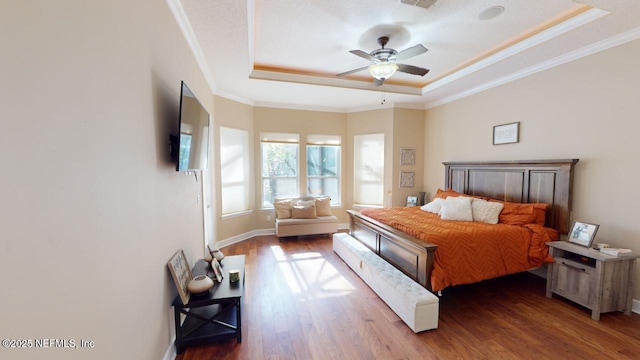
left=187, top=275, right=214, bottom=294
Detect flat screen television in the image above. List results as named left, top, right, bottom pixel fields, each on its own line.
left=170, top=81, right=210, bottom=171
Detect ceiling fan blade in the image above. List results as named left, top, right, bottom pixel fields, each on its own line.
left=395, top=44, right=428, bottom=61
left=336, top=66, right=369, bottom=77
left=397, top=64, right=430, bottom=76
left=349, top=49, right=374, bottom=61
left=373, top=78, right=385, bottom=86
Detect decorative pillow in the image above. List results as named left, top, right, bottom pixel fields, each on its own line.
left=471, top=199, right=504, bottom=224
left=314, top=197, right=332, bottom=216
left=420, top=198, right=443, bottom=214
left=433, top=188, right=488, bottom=201
left=273, top=199, right=292, bottom=219
left=433, top=188, right=464, bottom=200
left=296, top=199, right=316, bottom=207
left=533, top=203, right=549, bottom=226
left=440, top=196, right=473, bottom=221
left=496, top=202, right=537, bottom=225
left=292, top=205, right=317, bottom=219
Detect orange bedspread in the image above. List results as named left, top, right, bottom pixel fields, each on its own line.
left=360, top=207, right=558, bottom=291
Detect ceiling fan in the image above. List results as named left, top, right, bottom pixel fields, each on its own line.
left=336, top=36, right=429, bottom=86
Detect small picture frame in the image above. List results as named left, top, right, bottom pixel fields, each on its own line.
left=400, top=148, right=415, bottom=165
left=406, top=196, right=418, bottom=207
left=493, top=122, right=519, bottom=145
left=167, top=249, right=192, bottom=305
left=211, top=258, right=223, bottom=282
left=399, top=171, right=415, bottom=188
left=568, top=221, right=599, bottom=247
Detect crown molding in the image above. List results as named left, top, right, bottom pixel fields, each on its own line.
left=166, top=0, right=217, bottom=92
left=426, top=25, right=640, bottom=109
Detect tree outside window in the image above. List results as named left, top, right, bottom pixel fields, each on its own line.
left=261, top=133, right=299, bottom=208
left=307, top=145, right=340, bottom=205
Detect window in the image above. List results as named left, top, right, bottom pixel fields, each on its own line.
left=307, top=134, right=340, bottom=205
left=261, top=132, right=299, bottom=208
left=353, top=133, right=384, bottom=206
left=220, top=127, right=250, bottom=215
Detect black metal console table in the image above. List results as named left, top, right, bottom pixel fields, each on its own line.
left=173, top=255, right=245, bottom=353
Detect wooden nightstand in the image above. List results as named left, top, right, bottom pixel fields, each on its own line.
left=546, top=241, right=638, bottom=320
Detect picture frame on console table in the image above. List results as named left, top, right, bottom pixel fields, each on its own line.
left=568, top=221, right=599, bottom=247
left=168, top=249, right=192, bottom=305
left=211, top=258, right=223, bottom=282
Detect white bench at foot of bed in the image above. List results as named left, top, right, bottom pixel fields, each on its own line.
left=332, top=232, right=439, bottom=332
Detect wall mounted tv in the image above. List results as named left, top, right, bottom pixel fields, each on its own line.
left=170, top=81, right=210, bottom=171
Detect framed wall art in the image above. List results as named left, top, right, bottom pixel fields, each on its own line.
left=400, top=148, right=415, bottom=165
left=400, top=171, right=415, bottom=188
left=567, top=221, right=599, bottom=247
left=493, top=122, right=519, bottom=145
left=167, top=249, right=193, bottom=305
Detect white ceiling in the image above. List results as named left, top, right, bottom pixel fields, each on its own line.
left=175, top=0, right=640, bottom=112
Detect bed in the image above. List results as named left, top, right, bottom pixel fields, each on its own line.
left=347, top=159, right=579, bottom=292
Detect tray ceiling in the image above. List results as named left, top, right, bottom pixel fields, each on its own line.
left=176, top=0, right=640, bottom=111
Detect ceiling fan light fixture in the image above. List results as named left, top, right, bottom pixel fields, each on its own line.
left=368, top=62, right=398, bottom=80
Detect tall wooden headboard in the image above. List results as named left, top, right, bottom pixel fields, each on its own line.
left=444, top=159, right=579, bottom=235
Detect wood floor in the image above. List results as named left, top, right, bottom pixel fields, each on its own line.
left=176, top=234, right=640, bottom=360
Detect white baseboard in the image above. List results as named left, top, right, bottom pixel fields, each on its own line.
left=215, top=228, right=274, bottom=249
left=633, top=298, right=640, bottom=315
left=215, top=223, right=350, bottom=248
left=163, top=338, right=176, bottom=360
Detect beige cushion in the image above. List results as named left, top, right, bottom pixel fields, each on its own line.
left=471, top=199, right=504, bottom=224
left=296, top=199, right=316, bottom=207
left=315, top=197, right=332, bottom=216
left=292, top=205, right=317, bottom=219
left=274, top=199, right=292, bottom=219
left=440, top=196, right=473, bottom=221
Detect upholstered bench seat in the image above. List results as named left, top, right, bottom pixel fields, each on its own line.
left=275, top=215, right=338, bottom=237
left=332, top=232, right=439, bottom=332
left=273, top=197, right=338, bottom=238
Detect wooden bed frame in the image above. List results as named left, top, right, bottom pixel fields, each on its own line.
left=347, top=159, right=579, bottom=292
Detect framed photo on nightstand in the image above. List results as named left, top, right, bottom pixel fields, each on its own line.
left=406, top=196, right=418, bottom=207
left=568, top=221, right=599, bottom=247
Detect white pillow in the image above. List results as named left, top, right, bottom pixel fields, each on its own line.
left=296, top=199, right=315, bottom=207
left=471, top=199, right=504, bottom=224
left=440, top=196, right=473, bottom=221
left=420, top=198, right=443, bottom=214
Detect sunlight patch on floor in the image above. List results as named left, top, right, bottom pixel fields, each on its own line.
left=270, top=245, right=355, bottom=298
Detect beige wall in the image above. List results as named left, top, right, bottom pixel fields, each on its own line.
left=424, top=38, right=640, bottom=299
left=212, top=96, right=255, bottom=241
left=346, top=109, right=395, bottom=207
left=392, top=108, right=426, bottom=207
left=0, top=1, right=211, bottom=359
left=253, top=107, right=349, bottom=226
left=212, top=105, right=426, bottom=238
left=345, top=108, right=425, bottom=209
